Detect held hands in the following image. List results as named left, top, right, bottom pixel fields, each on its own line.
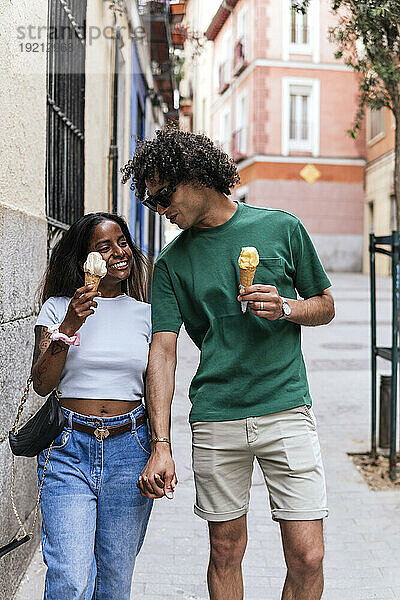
left=60, top=285, right=100, bottom=336
left=238, top=284, right=284, bottom=320
left=137, top=445, right=178, bottom=500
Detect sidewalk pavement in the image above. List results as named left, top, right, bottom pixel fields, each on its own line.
left=15, top=272, right=400, bottom=600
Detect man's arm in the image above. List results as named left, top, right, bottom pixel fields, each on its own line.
left=138, top=331, right=178, bottom=500
left=283, top=288, right=334, bottom=326
left=238, top=286, right=335, bottom=326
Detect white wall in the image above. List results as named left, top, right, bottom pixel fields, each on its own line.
left=0, top=2, right=48, bottom=595
left=180, top=0, right=216, bottom=136
left=1, top=0, right=48, bottom=219
left=85, top=1, right=134, bottom=218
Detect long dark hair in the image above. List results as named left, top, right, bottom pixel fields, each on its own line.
left=40, top=213, right=150, bottom=304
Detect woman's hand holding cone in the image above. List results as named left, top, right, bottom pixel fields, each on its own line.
left=60, top=285, right=100, bottom=336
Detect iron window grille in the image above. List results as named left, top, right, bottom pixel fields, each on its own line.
left=46, top=0, right=87, bottom=257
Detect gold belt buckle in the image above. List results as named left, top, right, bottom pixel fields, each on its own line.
left=94, top=427, right=110, bottom=442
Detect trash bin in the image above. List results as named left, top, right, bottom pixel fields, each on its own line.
left=379, top=375, right=391, bottom=449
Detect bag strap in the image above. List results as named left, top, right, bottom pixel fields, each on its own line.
left=12, top=375, right=33, bottom=434
left=11, top=443, right=53, bottom=540
left=9, top=375, right=54, bottom=541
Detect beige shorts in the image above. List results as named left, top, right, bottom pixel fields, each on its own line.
left=191, top=405, right=328, bottom=522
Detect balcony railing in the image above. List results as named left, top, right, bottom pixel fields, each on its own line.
left=138, top=0, right=169, bottom=18
left=151, top=58, right=174, bottom=78
left=289, top=119, right=310, bottom=143
left=138, top=0, right=175, bottom=113
left=170, top=0, right=185, bottom=24
left=290, top=25, right=310, bottom=46
left=218, top=62, right=230, bottom=94
left=233, top=38, right=248, bottom=76
left=172, top=25, right=185, bottom=48
left=232, top=128, right=247, bottom=161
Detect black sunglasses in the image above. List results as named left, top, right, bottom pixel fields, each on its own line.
left=142, top=184, right=176, bottom=213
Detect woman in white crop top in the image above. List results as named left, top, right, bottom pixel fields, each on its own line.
left=31, top=212, right=154, bottom=600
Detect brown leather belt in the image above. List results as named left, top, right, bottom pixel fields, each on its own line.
left=72, top=412, right=147, bottom=441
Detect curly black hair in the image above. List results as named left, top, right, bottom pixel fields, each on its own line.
left=121, top=128, right=240, bottom=201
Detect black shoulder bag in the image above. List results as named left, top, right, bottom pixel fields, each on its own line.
left=0, top=376, right=66, bottom=559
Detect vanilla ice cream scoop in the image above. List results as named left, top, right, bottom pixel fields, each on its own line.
left=238, top=247, right=260, bottom=313
left=83, top=252, right=107, bottom=277
left=238, top=247, right=260, bottom=270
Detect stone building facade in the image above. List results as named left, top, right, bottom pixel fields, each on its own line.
left=0, top=1, right=173, bottom=596
left=0, top=2, right=48, bottom=595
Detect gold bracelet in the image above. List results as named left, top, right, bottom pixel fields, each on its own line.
left=150, top=437, right=171, bottom=444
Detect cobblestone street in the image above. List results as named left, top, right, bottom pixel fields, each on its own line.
left=15, top=273, right=400, bottom=600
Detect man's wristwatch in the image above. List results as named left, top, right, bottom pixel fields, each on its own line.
left=279, top=298, right=292, bottom=320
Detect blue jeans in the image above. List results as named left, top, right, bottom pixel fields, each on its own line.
left=37, top=404, right=153, bottom=600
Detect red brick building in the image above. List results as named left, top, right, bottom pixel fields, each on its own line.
left=206, top=0, right=366, bottom=271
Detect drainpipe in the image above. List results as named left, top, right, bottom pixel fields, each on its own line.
left=108, top=15, right=120, bottom=213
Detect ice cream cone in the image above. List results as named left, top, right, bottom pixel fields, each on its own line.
left=85, top=272, right=102, bottom=291
left=238, top=246, right=260, bottom=314
left=83, top=252, right=107, bottom=292
left=239, top=267, right=257, bottom=288
left=239, top=267, right=257, bottom=313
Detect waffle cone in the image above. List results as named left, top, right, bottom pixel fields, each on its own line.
left=239, top=267, right=257, bottom=288
left=85, top=272, right=102, bottom=291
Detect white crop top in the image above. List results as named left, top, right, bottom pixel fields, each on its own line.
left=36, top=294, right=152, bottom=401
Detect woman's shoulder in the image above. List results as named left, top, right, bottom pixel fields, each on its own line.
left=44, top=295, right=71, bottom=303
left=127, top=299, right=151, bottom=341
left=36, top=296, right=70, bottom=327
left=123, top=296, right=151, bottom=317
left=41, top=296, right=71, bottom=310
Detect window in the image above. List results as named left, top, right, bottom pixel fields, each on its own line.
left=291, top=2, right=309, bottom=45
left=234, top=6, right=248, bottom=75
left=368, top=108, right=385, bottom=142
left=290, top=88, right=310, bottom=145
left=218, top=32, right=231, bottom=93
left=221, top=109, right=231, bottom=154
left=234, top=90, right=248, bottom=159
left=46, top=0, right=87, bottom=257
left=202, top=97, right=206, bottom=132
left=223, top=33, right=231, bottom=75
left=282, top=0, right=320, bottom=62
left=237, top=6, right=248, bottom=51
left=282, top=78, right=320, bottom=156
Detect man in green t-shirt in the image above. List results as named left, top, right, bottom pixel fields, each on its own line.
left=122, top=130, right=335, bottom=600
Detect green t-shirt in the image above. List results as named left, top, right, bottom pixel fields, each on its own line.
left=151, top=202, right=331, bottom=422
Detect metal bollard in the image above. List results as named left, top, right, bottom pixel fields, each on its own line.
left=379, top=375, right=391, bottom=449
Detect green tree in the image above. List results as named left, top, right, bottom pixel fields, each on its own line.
left=294, top=0, right=400, bottom=229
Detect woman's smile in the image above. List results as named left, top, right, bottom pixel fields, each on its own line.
left=109, top=259, right=130, bottom=271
